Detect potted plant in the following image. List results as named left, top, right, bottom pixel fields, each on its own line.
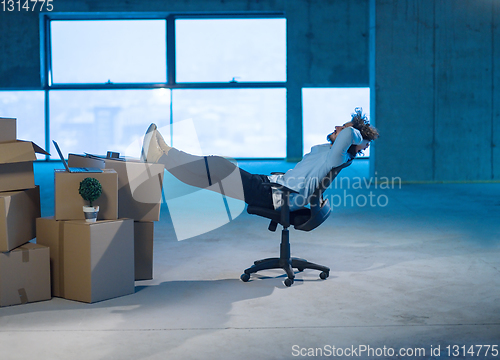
left=79, top=177, right=102, bottom=222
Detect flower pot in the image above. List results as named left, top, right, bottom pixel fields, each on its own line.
left=83, top=205, right=99, bottom=222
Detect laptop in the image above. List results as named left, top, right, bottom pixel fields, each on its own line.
left=52, top=140, right=103, bottom=173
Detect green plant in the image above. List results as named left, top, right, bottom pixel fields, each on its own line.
left=78, top=177, right=102, bottom=207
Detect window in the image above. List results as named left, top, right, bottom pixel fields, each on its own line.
left=50, top=20, right=166, bottom=84
left=171, top=89, right=286, bottom=157
left=302, top=87, right=370, bottom=157
left=0, top=91, right=45, bottom=158
left=175, top=19, right=286, bottom=83
left=45, top=15, right=287, bottom=158
left=48, top=89, right=171, bottom=159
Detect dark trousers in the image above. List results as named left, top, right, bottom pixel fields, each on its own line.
left=159, top=149, right=274, bottom=209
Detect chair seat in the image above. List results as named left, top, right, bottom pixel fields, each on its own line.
left=247, top=205, right=310, bottom=226
left=247, top=205, right=329, bottom=231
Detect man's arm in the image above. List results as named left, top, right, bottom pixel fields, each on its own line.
left=326, top=127, right=363, bottom=166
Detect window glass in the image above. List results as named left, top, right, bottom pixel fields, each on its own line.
left=45, top=17, right=288, bottom=160
left=50, top=20, right=166, bottom=84
left=175, top=19, right=286, bottom=82
left=0, top=91, right=46, bottom=157
left=172, top=89, right=286, bottom=157
left=302, top=88, right=370, bottom=157
left=49, top=89, right=171, bottom=159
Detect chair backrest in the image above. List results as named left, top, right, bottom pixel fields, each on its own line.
left=318, top=159, right=354, bottom=195
left=307, top=159, right=353, bottom=210
left=294, top=159, right=353, bottom=231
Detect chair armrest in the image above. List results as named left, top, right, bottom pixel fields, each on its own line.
left=261, top=182, right=299, bottom=194
left=261, top=182, right=296, bottom=227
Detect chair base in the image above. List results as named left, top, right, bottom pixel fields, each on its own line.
left=241, top=256, right=330, bottom=286
left=241, top=229, right=330, bottom=286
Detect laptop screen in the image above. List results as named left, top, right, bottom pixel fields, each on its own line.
left=52, top=140, right=71, bottom=172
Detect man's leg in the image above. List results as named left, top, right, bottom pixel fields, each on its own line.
left=238, top=172, right=274, bottom=209
left=143, top=124, right=273, bottom=208
left=158, top=150, right=273, bottom=208
left=158, top=149, right=238, bottom=195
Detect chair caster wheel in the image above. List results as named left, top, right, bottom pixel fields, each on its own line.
left=241, top=273, right=250, bottom=282
left=297, top=268, right=304, bottom=272
left=284, top=278, right=294, bottom=287
left=320, top=271, right=329, bottom=280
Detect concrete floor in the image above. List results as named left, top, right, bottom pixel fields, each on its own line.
left=1, top=160, right=499, bottom=360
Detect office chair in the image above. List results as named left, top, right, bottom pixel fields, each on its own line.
left=241, top=160, right=353, bottom=286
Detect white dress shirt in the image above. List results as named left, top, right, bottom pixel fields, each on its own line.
left=268, top=127, right=363, bottom=210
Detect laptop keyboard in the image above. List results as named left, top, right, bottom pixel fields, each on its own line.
left=70, top=167, right=100, bottom=173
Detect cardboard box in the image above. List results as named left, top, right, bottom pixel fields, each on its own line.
left=68, top=154, right=164, bottom=221
left=36, top=217, right=141, bottom=298
left=0, top=118, right=16, bottom=143
left=36, top=217, right=65, bottom=297
left=54, top=169, right=118, bottom=221
left=0, top=186, right=41, bottom=252
left=134, top=221, right=154, bottom=281
left=0, top=140, right=49, bottom=192
left=63, top=219, right=134, bottom=303
left=0, top=243, right=51, bottom=307
left=106, top=159, right=164, bottom=222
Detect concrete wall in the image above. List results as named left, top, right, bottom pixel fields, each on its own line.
left=372, top=0, right=500, bottom=181
left=286, top=0, right=369, bottom=160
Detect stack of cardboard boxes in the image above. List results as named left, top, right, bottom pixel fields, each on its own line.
left=36, top=147, right=164, bottom=304
left=0, top=117, right=51, bottom=307
left=67, top=153, right=164, bottom=279
left=0, top=117, right=164, bottom=306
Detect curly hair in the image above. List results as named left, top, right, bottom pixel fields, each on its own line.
left=350, top=107, right=379, bottom=141
left=347, top=107, right=379, bottom=158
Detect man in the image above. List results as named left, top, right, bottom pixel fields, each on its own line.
left=142, top=108, right=378, bottom=211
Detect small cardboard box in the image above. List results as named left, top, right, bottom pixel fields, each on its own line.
left=106, top=159, right=164, bottom=222
left=63, top=219, right=135, bottom=303
left=54, top=169, right=118, bottom=221
left=36, top=217, right=65, bottom=297
left=68, top=154, right=164, bottom=222
left=0, top=118, right=16, bottom=143
left=0, top=186, right=41, bottom=252
left=0, top=140, right=49, bottom=192
left=0, top=243, right=51, bottom=307
left=134, top=221, right=154, bottom=281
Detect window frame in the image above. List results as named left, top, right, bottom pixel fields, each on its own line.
left=41, top=12, right=287, bottom=90
left=39, top=12, right=287, bottom=159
